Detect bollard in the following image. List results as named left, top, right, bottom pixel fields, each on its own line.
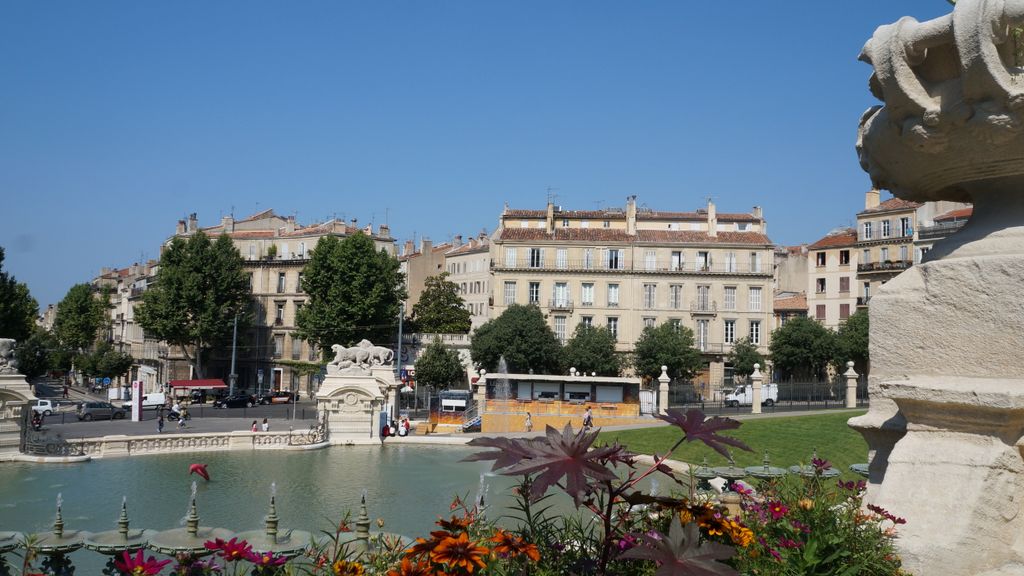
left=750, top=363, right=763, bottom=415
left=844, top=361, right=858, bottom=409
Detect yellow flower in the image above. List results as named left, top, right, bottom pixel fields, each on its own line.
left=332, top=559, right=366, bottom=576
left=798, top=498, right=814, bottom=510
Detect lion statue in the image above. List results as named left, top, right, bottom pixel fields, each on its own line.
left=356, top=339, right=394, bottom=366
left=0, top=339, right=17, bottom=375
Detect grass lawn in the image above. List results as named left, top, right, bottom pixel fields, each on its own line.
left=598, top=410, right=869, bottom=478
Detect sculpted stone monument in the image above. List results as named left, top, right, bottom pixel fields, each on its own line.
left=316, top=340, right=397, bottom=442
left=853, top=2, right=1024, bottom=573
left=0, top=338, right=37, bottom=460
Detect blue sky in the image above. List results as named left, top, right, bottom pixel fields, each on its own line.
left=0, top=1, right=951, bottom=307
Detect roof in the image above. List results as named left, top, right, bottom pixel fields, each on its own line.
left=504, top=209, right=547, bottom=218
left=493, top=227, right=772, bottom=245
left=858, top=197, right=922, bottom=215
left=773, top=292, right=808, bottom=311
left=446, top=241, right=490, bottom=257
left=504, top=207, right=760, bottom=222
left=808, top=228, right=857, bottom=250
left=637, top=211, right=759, bottom=222
left=934, top=207, right=973, bottom=222
left=169, top=379, right=226, bottom=388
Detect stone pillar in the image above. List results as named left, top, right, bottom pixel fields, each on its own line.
left=750, top=363, right=762, bottom=414
left=474, top=370, right=487, bottom=415
left=657, top=366, right=669, bottom=416
left=844, top=361, right=858, bottom=409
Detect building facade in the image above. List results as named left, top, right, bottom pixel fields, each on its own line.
left=444, top=233, right=491, bottom=328
left=805, top=228, right=859, bottom=329
left=489, top=196, right=774, bottom=397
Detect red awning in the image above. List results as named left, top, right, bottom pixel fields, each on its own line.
left=169, top=379, right=227, bottom=389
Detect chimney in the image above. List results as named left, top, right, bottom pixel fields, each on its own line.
left=378, top=224, right=391, bottom=238
left=707, top=199, right=718, bottom=238
left=404, top=240, right=415, bottom=256
left=865, top=189, right=880, bottom=210
left=626, top=195, right=637, bottom=236
left=752, top=206, right=763, bottom=220
left=546, top=201, right=555, bottom=233
left=285, top=215, right=296, bottom=234
left=176, top=220, right=186, bottom=235
left=479, top=229, right=488, bottom=241
left=364, top=224, right=372, bottom=235
left=453, top=234, right=463, bottom=247
left=221, top=215, right=234, bottom=232
left=420, top=238, right=433, bottom=255
left=188, top=213, right=198, bottom=233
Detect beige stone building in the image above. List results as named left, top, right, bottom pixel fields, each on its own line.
left=805, top=228, right=859, bottom=329
left=399, top=238, right=450, bottom=314
left=444, top=233, right=491, bottom=328
left=164, top=210, right=396, bottom=397
left=489, top=196, right=774, bottom=397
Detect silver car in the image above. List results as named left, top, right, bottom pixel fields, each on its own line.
left=78, top=401, right=126, bottom=421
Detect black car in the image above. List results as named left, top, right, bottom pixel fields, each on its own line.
left=212, top=393, right=257, bottom=409
left=260, top=391, right=296, bottom=405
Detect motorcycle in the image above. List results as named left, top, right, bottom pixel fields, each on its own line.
left=165, top=410, right=191, bottom=422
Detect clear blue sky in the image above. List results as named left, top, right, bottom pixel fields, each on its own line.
left=0, top=1, right=951, bottom=308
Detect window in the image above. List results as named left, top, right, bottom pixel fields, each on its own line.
left=749, top=321, right=761, bottom=345
left=724, top=320, right=736, bottom=344
left=862, top=249, right=871, bottom=264
left=297, top=272, right=304, bottom=293
left=816, top=252, right=826, bottom=267
left=696, top=285, right=710, bottom=311
left=671, top=251, right=683, bottom=271
left=583, top=248, right=594, bottom=269
left=291, top=336, right=302, bottom=360
left=275, top=302, right=285, bottom=325
left=529, top=248, right=543, bottom=268
left=607, top=284, right=620, bottom=306
left=839, top=250, right=850, bottom=265
left=277, top=272, right=286, bottom=293
left=737, top=222, right=750, bottom=231
left=839, top=276, right=850, bottom=293
left=528, top=282, right=541, bottom=305
left=900, top=216, right=912, bottom=237
left=816, top=304, right=826, bottom=320
left=643, top=284, right=656, bottom=309
left=603, top=220, right=610, bottom=228
left=291, top=371, right=300, bottom=390
left=503, top=281, right=516, bottom=305
left=556, top=248, right=568, bottom=269
left=840, top=303, right=851, bottom=319
left=281, top=243, right=289, bottom=258
left=882, top=219, right=891, bottom=238
left=581, top=221, right=589, bottom=228
left=724, top=252, right=737, bottom=272
left=863, top=222, right=873, bottom=240
left=697, top=320, right=709, bottom=351
left=554, top=316, right=567, bottom=343
left=724, top=286, right=736, bottom=310
left=697, top=251, right=710, bottom=271
left=520, top=221, right=529, bottom=228
left=900, top=245, right=908, bottom=262
left=249, top=244, right=255, bottom=259
left=505, top=247, right=517, bottom=267
left=816, top=278, right=826, bottom=293
left=643, top=317, right=656, bottom=329
left=553, top=282, right=568, bottom=307
left=607, top=249, right=622, bottom=270
left=581, top=316, right=593, bottom=327
left=273, top=334, right=284, bottom=358
left=750, top=252, right=762, bottom=273
left=863, top=282, right=871, bottom=299
left=561, top=218, right=569, bottom=228
left=645, top=250, right=656, bottom=271
left=581, top=283, right=595, bottom=306
left=607, top=317, right=618, bottom=339
left=669, top=319, right=682, bottom=332
left=881, top=247, right=889, bottom=261
left=298, top=242, right=306, bottom=258
left=749, top=287, right=762, bottom=312
left=669, top=284, right=682, bottom=309
left=248, top=273, right=254, bottom=290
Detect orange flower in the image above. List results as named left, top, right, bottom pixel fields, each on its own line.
left=331, top=559, right=366, bottom=576
left=490, top=530, right=541, bottom=562
left=430, top=532, right=489, bottom=573
left=406, top=531, right=450, bottom=559
left=386, top=557, right=434, bottom=576
left=437, top=515, right=473, bottom=533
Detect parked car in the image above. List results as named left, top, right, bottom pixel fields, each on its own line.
left=260, top=391, right=295, bottom=405
left=121, top=392, right=166, bottom=411
left=31, top=399, right=57, bottom=416
left=78, top=401, right=126, bottom=421
left=213, top=393, right=257, bottom=409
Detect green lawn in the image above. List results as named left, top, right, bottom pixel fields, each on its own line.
left=598, top=410, right=869, bottom=477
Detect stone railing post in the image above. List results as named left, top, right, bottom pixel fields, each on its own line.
left=751, top=363, right=763, bottom=414
left=657, top=366, right=670, bottom=415
left=844, top=361, right=858, bottom=409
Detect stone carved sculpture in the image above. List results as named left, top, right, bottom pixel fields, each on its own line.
left=854, top=2, right=1024, bottom=574
left=327, top=340, right=395, bottom=375
left=0, top=339, right=18, bottom=375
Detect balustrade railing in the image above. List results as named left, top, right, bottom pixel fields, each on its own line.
left=491, top=259, right=769, bottom=275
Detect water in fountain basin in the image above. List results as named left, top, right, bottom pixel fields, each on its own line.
left=494, top=356, right=511, bottom=401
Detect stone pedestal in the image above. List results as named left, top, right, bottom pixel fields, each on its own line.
left=843, top=362, right=858, bottom=409
left=750, top=363, right=762, bottom=415
left=657, top=366, right=669, bottom=416
left=0, top=372, right=36, bottom=460
left=316, top=367, right=391, bottom=442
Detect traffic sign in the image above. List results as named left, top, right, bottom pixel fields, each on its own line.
left=103, top=377, right=111, bottom=385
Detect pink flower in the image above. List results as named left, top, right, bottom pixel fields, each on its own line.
left=767, top=501, right=788, bottom=521
left=204, top=537, right=254, bottom=562
left=114, top=548, right=172, bottom=575
left=246, top=550, right=288, bottom=567
left=778, top=537, right=802, bottom=549
left=811, top=457, right=832, bottom=473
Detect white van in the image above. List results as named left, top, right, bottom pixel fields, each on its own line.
left=724, top=384, right=778, bottom=407
left=121, top=392, right=166, bottom=411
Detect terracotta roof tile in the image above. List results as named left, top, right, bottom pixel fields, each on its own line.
left=495, top=228, right=634, bottom=242
left=504, top=209, right=547, bottom=218
left=808, top=228, right=857, bottom=250
left=637, top=211, right=759, bottom=222
left=446, top=241, right=490, bottom=256
left=494, top=227, right=771, bottom=245
left=636, top=230, right=772, bottom=245
left=934, top=207, right=973, bottom=221
left=858, top=197, right=922, bottom=215
left=773, top=292, right=808, bottom=311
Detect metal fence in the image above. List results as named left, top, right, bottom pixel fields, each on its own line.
left=667, top=376, right=869, bottom=415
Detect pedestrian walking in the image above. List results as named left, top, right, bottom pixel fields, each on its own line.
left=62, top=385, right=69, bottom=399
left=582, top=407, right=593, bottom=430
left=261, top=417, right=269, bottom=432
left=524, top=412, right=533, bottom=432
left=251, top=420, right=258, bottom=432
left=157, top=415, right=165, bottom=434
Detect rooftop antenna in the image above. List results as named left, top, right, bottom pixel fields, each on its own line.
left=230, top=205, right=235, bottom=218
left=546, top=186, right=560, bottom=205
left=385, top=208, right=390, bottom=226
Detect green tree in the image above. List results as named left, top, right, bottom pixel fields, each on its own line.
left=769, top=316, right=836, bottom=381
left=296, top=233, right=406, bottom=354
left=727, top=337, right=765, bottom=383
left=833, top=309, right=869, bottom=376
left=53, top=283, right=105, bottom=353
left=77, top=341, right=134, bottom=379
left=632, top=322, right=703, bottom=381
left=136, top=232, right=251, bottom=378
left=414, top=338, right=466, bottom=390
left=14, top=328, right=53, bottom=379
left=561, top=324, right=621, bottom=377
left=410, top=273, right=472, bottom=334
left=0, top=247, right=38, bottom=343
left=470, top=304, right=562, bottom=374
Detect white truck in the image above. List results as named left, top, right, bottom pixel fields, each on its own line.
left=120, top=392, right=166, bottom=411
left=724, top=383, right=778, bottom=407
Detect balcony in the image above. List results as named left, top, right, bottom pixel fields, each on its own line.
left=490, top=258, right=769, bottom=275
left=857, top=260, right=913, bottom=274
left=690, top=300, right=718, bottom=314
left=548, top=299, right=574, bottom=311
left=917, top=220, right=967, bottom=240
left=857, top=296, right=871, bottom=307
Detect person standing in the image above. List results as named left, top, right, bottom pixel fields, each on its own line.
left=582, top=407, right=593, bottom=430
left=524, top=412, right=533, bottom=432
left=157, top=415, right=165, bottom=434
left=251, top=420, right=258, bottom=432
left=62, top=385, right=69, bottom=399
left=261, top=417, right=269, bottom=432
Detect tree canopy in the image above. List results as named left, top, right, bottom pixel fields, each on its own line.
left=136, top=231, right=251, bottom=378
left=0, top=247, right=38, bottom=343
left=76, top=341, right=134, bottom=379
left=561, top=324, right=621, bottom=377
left=470, top=304, right=562, bottom=374
left=769, top=316, right=836, bottom=381
left=411, top=273, right=472, bottom=334
left=414, top=338, right=466, bottom=390
left=727, top=337, right=765, bottom=383
left=53, top=283, right=106, bottom=353
left=296, top=233, right=406, bottom=353
left=14, top=328, right=54, bottom=379
left=833, top=309, right=869, bottom=375
left=632, top=322, right=703, bottom=381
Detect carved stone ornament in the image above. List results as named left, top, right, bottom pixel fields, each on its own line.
left=0, top=339, right=18, bottom=375
left=327, top=340, right=394, bottom=374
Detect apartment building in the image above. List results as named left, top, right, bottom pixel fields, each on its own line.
left=805, top=228, right=859, bottom=329
left=444, top=233, right=491, bottom=328
left=400, top=238, right=449, bottom=313
left=915, top=206, right=972, bottom=262
left=489, top=196, right=775, bottom=394
left=165, top=210, right=396, bottom=397
left=773, top=291, right=808, bottom=330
